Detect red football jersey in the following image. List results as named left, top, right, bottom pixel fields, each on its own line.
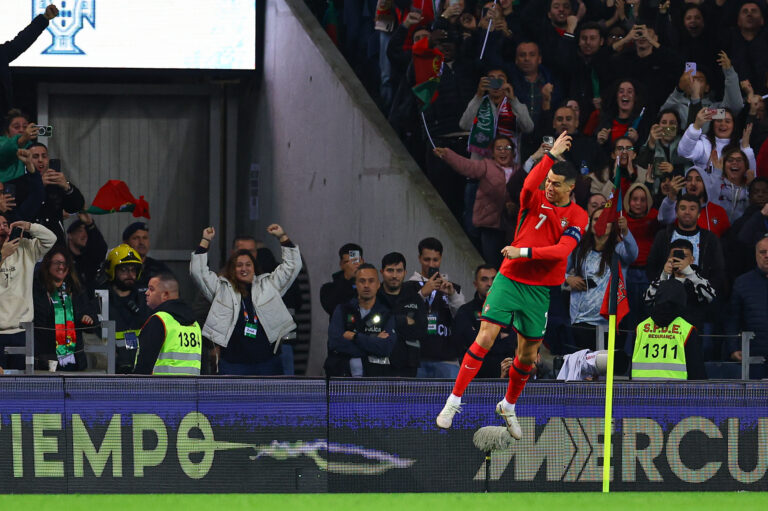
left=500, top=154, right=589, bottom=287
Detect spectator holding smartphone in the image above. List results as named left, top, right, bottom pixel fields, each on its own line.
left=678, top=107, right=756, bottom=173
left=27, top=142, right=85, bottom=244
left=319, top=243, right=365, bottom=317
left=644, top=239, right=716, bottom=333
left=405, top=237, right=465, bottom=378
left=635, top=109, right=692, bottom=194
left=660, top=52, right=743, bottom=133
left=0, top=217, right=57, bottom=371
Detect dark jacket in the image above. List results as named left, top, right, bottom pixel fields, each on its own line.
left=0, top=15, right=49, bottom=114
left=134, top=298, right=199, bottom=375
left=725, top=268, right=768, bottom=357
left=376, top=286, right=427, bottom=375
left=645, top=224, right=726, bottom=297
left=32, top=277, right=98, bottom=371
left=320, top=270, right=356, bottom=316
left=72, top=223, right=108, bottom=298
left=104, top=286, right=151, bottom=373
left=453, top=293, right=516, bottom=378
left=2, top=172, right=45, bottom=224
left=34, top=182, right=85, bottom=245
left=325, top=297, right=397, bottom=377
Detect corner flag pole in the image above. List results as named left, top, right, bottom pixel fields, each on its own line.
left=601, top=244, right=620, bottom=492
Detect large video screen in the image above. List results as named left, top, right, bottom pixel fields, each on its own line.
left=2, top=0, right=256, bottom=70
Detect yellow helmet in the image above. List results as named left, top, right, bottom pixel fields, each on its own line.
left=105, top=243, right=143, bottom=280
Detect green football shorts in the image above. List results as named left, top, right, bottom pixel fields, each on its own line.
left=480, top=272, right=550, bottom=340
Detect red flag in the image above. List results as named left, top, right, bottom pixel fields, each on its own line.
left=322, top=0, right=339, bottom=46
left=86, top=180, right=150, bottom=219
left=600, top=261, right=629, bottom=325
left=411, top=36, right=444, bottom=111
left=593, top=157, right=622, bottom=237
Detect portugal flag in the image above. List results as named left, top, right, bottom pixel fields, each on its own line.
left=411, top=36, right=443, bottom=111
left=600, top=260, right=629, bottom=326
left=86, top=180, right=150, bottom=219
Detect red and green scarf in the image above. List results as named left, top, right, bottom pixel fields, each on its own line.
left=50, top=287, right=77, bottom=367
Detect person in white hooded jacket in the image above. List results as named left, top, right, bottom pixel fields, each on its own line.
left=190, top=223, right=301, bottom=375
left=0, top=217, right=56, bottom=370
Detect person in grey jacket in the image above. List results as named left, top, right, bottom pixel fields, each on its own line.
left=190, top=223, right=301, bottom=375
left=660, top=51, right=743, bottom=131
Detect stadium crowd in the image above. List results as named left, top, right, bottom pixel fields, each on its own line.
left=0, top=1, right=766, bottom=379
left=309, top=0, right=768, bottom=377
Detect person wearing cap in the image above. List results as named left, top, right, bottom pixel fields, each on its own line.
left=632, top=278, right=706, bottom=380
left=122, top=221, right=172, bottom=291
left=67, top=212, right=107, bottom=298
left=101, top=243, right=151, bottom=373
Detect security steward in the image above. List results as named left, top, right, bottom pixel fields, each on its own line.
left=325, top=263, right=397, bottom=377
left=134, top=272, right=202, bottom=375
left=103, top=244, right=151, bottom=373
left=631, top=279, right=706, bottom=380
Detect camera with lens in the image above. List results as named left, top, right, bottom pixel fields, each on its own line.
left=36, top=125, right=53, bottom=137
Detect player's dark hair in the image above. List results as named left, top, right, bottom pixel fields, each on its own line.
left=574, top=206, right=621, bottom=278
left=418, top=237, right=443, bottom=255
left=748, top=176, right=768, bottom=194
left=551, top=160, right=578, bottom=183
left=474, top=264, right=496, bottom=280
left=381, top=252, right=406, bottom=269
left=577, top=21, right=603, bottom=39
left=676, top=193, right=701, bottom=211
left=339, top=243, right=363, bottom=260
left=656, top=108, right=681, bottom=126
left=669, top=239, right=694, bottom=253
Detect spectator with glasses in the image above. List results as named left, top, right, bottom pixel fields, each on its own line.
left=433, top=135, right=518, bottom=267
left=33, top=245, right=98, bottom=371
left=589, top=137, right=646, bottom=199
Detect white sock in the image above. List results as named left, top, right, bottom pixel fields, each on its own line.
left=500, top=398, right=515, bottom=412
left=447, top=394, right=461, bottom=406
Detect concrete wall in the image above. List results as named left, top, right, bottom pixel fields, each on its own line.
left=247, top=0, right=483, bottom=375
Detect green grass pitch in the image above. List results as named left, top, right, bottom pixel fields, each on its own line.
left=0, top=493, right=765, bottom=511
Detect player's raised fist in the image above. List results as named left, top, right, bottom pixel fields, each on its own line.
left=550, top=132, right=572, bottom=158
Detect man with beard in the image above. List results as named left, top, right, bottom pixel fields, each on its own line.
left=646, top=193, right=726, bottom=303
left=376, top=252, right=427, bottom=377
left=657, top=167, right=730, bottom=237
left=101, top=244, right=151, bottom=373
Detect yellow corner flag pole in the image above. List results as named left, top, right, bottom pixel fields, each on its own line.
left=601, top=251, right=620, bottom=492
left=601, top=313, right=616, bottom=492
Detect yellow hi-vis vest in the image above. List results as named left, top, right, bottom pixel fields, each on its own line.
left=631, top=316, right=693, bottom=380
left=151, top=311, right=202, bottom=376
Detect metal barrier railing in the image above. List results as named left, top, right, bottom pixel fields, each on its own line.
left=3, top=320, right=116, bottom=375
left=591, top=325, right=759, bottom=379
